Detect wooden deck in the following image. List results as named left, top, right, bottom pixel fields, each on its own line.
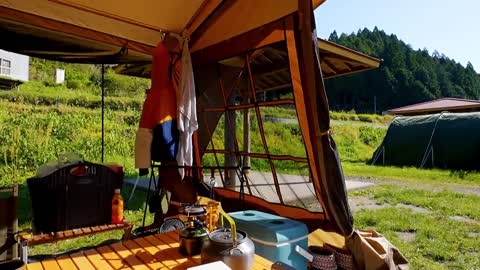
left=24, top=230, right=273, bottom=270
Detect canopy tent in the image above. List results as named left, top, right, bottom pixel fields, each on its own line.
left=372, top=112, right=480, bottom=170
left=0, top=12, right=380, bottom=75
left=0, top=1, right=408, bottom=268
left=0, top=0, right=326, bottom=62
left=0, top=0, right=354, bottom=234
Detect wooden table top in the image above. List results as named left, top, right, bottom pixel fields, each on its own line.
left=25, top=230, right=273, bottom=270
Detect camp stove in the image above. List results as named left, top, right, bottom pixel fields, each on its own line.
left=178, top=205, right=208, bottom=256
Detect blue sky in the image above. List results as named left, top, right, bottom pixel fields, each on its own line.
left=314, top=0, right=480, bottom=72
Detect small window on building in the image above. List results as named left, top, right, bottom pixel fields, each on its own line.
left=0, top=59, right=11, bottom=76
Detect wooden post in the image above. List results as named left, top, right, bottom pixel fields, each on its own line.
left=0, top=185, right=18, bottom=260
left=101, top=64, right=105, bottom=163
left=243, top=106, right=251, bottom=173
left=224, top=94, right=237, bottom=189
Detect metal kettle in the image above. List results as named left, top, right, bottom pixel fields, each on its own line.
left=201, top=210, right=255, bottom=270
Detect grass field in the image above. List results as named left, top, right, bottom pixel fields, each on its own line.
left=0, top=98, right=388, bottom=184
left=350, top=185, right=480, bottom=269
left=343, top=161, right=480, bottom=187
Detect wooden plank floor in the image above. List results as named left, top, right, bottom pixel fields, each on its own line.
left=25, top=231, right=273, bottom=270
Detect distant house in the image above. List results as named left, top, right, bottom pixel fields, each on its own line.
left=0, top=49, right=29, bottom=89
left=385, top=97, right=480, bottom=116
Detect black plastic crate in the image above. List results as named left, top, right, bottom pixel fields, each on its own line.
left=27, top=162, right=123, bottom=233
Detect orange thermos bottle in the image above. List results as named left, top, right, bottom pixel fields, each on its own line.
left=111, top=189, right=124, bottom=224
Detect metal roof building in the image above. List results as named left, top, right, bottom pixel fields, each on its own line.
left=386, top=98, right=480, bottom=116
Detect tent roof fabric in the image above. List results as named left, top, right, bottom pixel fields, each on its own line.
left=386, top=98, right=480, bottom=116
left=0, top=0, right=323, bottom=52
left=318, top=39, right=381, bottom=78
left=0, top=0, right=329, bottom=64
left=0, top=17, right=151, bottom=63
left=114, top=38, right=381, bottom=85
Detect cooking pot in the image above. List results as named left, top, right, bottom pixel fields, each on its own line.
left=201, top=209, right=254, bottom=270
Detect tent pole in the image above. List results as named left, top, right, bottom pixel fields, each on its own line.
left=101, top=64, right=105, bottom=163
left=382, top=147, right=385, bottom=165
left=420, top=112, right=444, bottom=168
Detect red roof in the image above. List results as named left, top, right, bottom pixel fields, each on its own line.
left=386, top=98, right=480, bottom=115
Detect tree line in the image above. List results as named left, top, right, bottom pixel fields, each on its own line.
left=324, top=27, right=480, bottom=113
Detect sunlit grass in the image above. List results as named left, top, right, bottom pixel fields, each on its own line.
left=353, top=207, right=480, bottom=270
left=342, top=161, right=480, bottom=187
left=350, top=185, right=480, bottom=219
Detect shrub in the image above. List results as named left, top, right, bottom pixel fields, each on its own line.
left=359, top=126, right=386, bottom=146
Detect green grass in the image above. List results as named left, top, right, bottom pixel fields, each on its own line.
left=3, top=98, right=477, bottom=187
left=202, top=113, right=386, bottom=174
left=350, top=184, right=480, bottom=269
left=0, top=82, right=144, bottom=110
left=260, top=106, right=393, bottom=124
left=342, top=161, right=480, bottom=187
left=351, top=185, right=480, bottom=219
left=331, top=111, right=393, bottom=124
left=353, top=207, right=479, bottom=270
left=261, top=106, right=297, bottom=119
left=331, top=124, right=386, bottom=162
left=0, top=101, right=139, bottom=186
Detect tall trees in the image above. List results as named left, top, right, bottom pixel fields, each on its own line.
left=325, top=28, right=480, bottom=113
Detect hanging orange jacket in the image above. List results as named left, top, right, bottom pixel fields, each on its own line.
left=138, top=42, right=179, bottom=162
left=140, top=42, right=177, bottom=128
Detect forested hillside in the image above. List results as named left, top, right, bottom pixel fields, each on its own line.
left=325, top=28, right=480, bottom=113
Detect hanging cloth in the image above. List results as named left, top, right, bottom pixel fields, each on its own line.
left=135, top=41, right=179, bottom=172
left=175, top=41, right=198, bottom=179
left=134, top=128, right=153, bottom=169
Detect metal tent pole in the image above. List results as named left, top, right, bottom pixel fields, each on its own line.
left=101, top=64, right=105, bottom=163
left=420, top=112, right=444, bottom=168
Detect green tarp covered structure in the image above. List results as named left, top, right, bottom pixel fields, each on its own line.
left=372, top=112, right=480, bottom=170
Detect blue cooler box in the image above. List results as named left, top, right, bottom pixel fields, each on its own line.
left=228, top=210, right=308, bottom=269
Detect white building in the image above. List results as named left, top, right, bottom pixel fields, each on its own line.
left=0, top=49, right=29, bottom=82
